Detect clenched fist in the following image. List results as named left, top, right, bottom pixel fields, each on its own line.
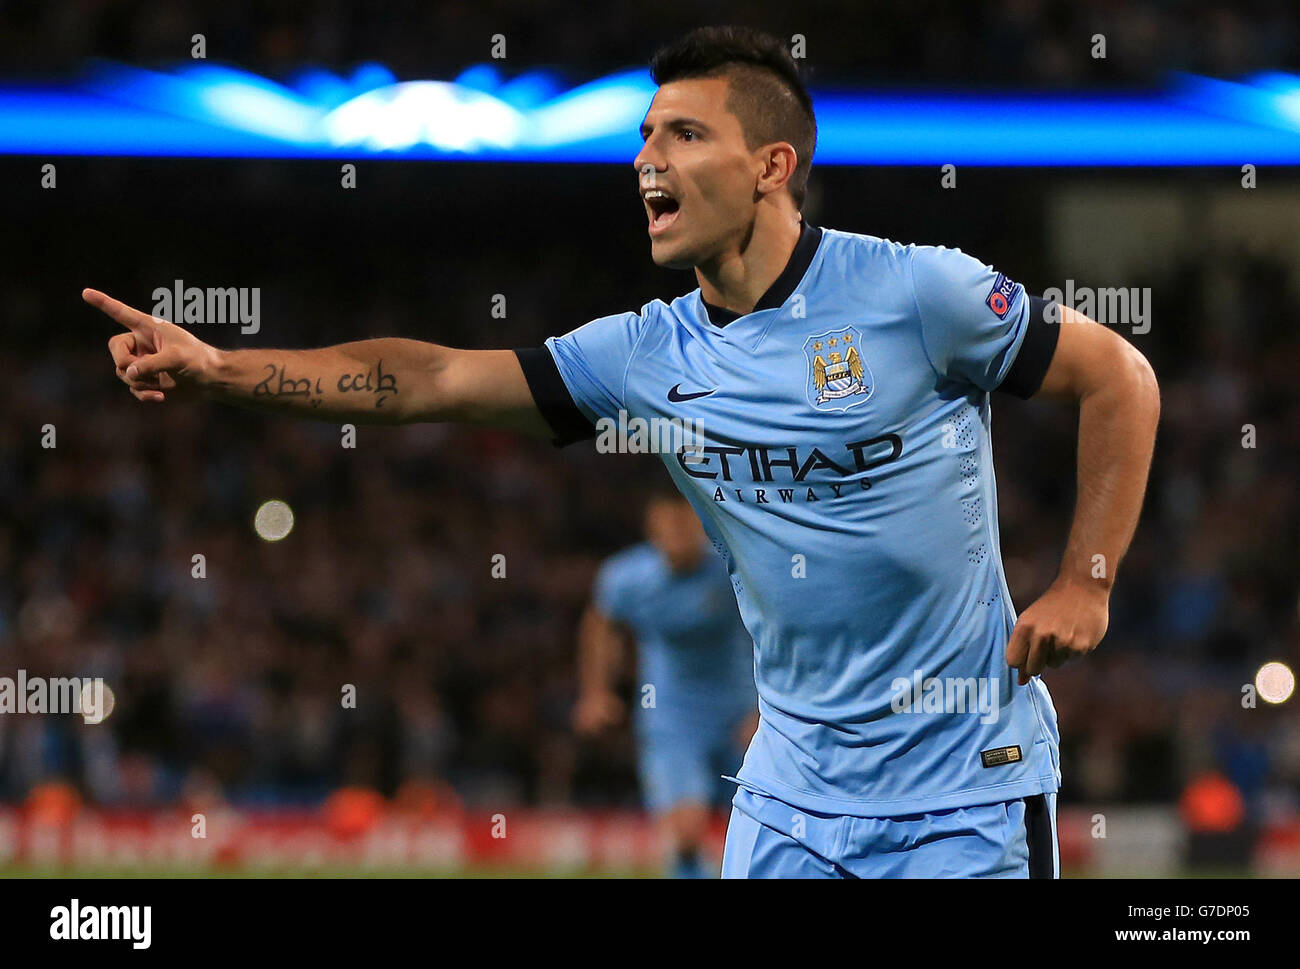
left=1005, top=575, right=1110, bottom=685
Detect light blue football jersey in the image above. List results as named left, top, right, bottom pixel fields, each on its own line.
left=594, top=542, right=756, bottom=728
left=533, top=222, right=1062, bottom=816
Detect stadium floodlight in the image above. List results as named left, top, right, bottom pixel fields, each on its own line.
left=2, top=61, right=1300, bottom=163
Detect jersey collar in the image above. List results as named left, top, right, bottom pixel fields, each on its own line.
left=701, top=219, right=824, bottom=327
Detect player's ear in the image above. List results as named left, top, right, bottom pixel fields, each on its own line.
left=755, top=142, right=798, bottom=198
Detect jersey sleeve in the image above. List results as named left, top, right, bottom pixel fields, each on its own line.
left=910, top=245, right=1056, bottom=397
left=512, top=310, right=647, bottom=446
left=545, top=310, right=647, bottom=426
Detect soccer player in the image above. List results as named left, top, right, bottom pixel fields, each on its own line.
left=89, top=26, right=1160, bottom=877
left=573, top=489, right=757, bottom=878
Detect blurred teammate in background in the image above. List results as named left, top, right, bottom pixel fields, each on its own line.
left=573, top=490, right=757, bottom=878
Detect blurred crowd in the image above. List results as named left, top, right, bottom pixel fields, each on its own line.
left=1, top=163, right=1297, bottom=821
left=1039, top=243, right=1300, bottom=829
left=0, top=0, right=1296, bottom=86
left=0, top=0, right=1298, bottom=824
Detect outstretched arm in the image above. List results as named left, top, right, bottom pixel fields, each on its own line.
left=86, top=288, right=554, bottom=439
left=1005, top=305, right=1160, bottom=685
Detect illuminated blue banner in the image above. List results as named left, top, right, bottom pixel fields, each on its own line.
left=1, top=61, right=1298, bottom=164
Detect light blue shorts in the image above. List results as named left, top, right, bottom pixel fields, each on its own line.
left=637, top=720, right=747, bottom=815
left=721, top=786, right=1059, bottom=878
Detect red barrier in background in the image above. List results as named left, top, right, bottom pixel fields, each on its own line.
left=3, top=803, right=1296, bottom=875
left=0, top=804, right=679, bottom=874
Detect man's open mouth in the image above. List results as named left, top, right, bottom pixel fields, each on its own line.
left=644, top=189, right=680, bottom=234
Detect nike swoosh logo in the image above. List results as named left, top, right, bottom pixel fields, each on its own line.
left=667, top=383, right=716, bottom=402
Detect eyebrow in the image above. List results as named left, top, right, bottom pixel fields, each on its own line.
left=639, top=116, right=712, bottom=140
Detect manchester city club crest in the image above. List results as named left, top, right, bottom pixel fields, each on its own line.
left=803, top=326, right=873, bottom=412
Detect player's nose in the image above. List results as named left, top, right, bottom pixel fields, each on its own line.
left=633, top=151, right=664, bottom=188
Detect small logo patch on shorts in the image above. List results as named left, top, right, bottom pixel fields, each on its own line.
left=980, top=745, right=1022, bottom=768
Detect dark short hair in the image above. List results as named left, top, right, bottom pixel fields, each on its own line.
left=650, top=26, right=817, bottom=208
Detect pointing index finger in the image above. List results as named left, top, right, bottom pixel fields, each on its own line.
left=82, top=288, right=156, bottom=333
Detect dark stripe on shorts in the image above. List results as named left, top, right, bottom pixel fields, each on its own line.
left=1023, top=794, right=1055, bottom=879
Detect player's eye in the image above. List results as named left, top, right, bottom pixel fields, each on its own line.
left=680, top=129, right=698, bottom=142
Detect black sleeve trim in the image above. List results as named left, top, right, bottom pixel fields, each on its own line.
left=512, top=347, right=597, bottom=447
left=997, top=295, right=1060, bottom=399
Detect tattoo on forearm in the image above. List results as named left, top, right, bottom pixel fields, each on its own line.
left=253, top=363, right=324, bottom=407
left=252, top=360, right=399, bottom=410
left=336, top=358, right=398, bottom=408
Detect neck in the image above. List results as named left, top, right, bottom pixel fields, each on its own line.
left=695, top=206, right=802, bottom=315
